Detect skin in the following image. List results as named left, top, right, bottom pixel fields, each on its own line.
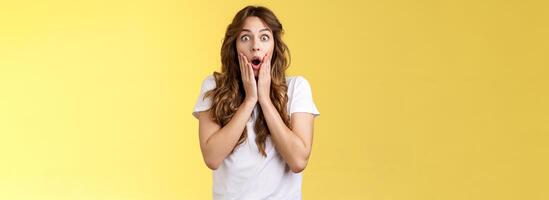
left=197, top=16, right=316, bottom=173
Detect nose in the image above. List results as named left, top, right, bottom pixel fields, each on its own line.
left=251, top=38, right=261, bottom=52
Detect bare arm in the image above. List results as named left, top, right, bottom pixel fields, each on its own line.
left=259, top=99, right=315, bottom=173
left=197, top=99, right=256, bottom=170
left=254, top=52, right=316, bottom=173
left=197, top=52, right=259, bottom=170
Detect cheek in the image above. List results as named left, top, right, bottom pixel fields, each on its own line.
left=236, top=42, right=244, bottom=52
left=236, top=40, right=250, bottom=52
left=267, top=42, right=275, bottom=54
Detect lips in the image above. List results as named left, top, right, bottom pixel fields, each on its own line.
left=250, top=56, right=262, bottom=70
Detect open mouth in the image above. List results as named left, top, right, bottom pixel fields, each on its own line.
left=251, top=58, right=261, bottom=70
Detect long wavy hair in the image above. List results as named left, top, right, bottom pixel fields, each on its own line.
left=204, top=6, right=291, bottom=157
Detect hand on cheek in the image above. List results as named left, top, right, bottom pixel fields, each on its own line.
left=238, top=52, right=258, bottom=102
left=257, top=51, right=272, bottom=103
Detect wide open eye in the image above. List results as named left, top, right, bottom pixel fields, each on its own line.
left=260, top=35, right=270, bottom=41
left=241, top=35, right=250, bottom=41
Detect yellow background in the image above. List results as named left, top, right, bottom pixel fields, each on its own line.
left=1, top=0, right=548, bottom=199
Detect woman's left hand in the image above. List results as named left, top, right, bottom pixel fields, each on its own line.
left=257, top=51, right=272, bottom=104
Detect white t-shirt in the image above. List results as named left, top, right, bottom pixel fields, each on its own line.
left=192, top=75, right=320, bottom=200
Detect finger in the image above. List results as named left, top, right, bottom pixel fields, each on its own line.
left=248, top=61, right=255, bottom=80
left=261, top=51, right=272, bottom=69
left=261, top=51, right=268, bottom=63
left=238, top=53, right=244, bottom=70
left=243, top=54, right=252, bottom=79
left=260, top=57, right=269, bottom=77
left=240, top=53, right=248, bottom=76
left=238, top=53, right=247, bottom=78
left=265, top=60, right=271, bottom=76
left=261, top=52, right=271, bottom=74
left=246, top=58, right=255, bottom=80
left=261, top=52, right=271, bottom=65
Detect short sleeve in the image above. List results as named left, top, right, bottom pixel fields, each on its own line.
left=192, top=75, right=216, bottom=119
left=288, top=76, right=320, bottom=117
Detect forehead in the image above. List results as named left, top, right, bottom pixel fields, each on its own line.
left=241, top=16, right=270, bottom=32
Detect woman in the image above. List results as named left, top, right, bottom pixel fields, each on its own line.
left=192, top=5, right=320, bottom=199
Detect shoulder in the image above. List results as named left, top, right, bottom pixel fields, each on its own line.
left=199, top=74, right=217, bottom=92
left=286, top=75, right=310, bottom=87
left=286, top=75, right=312, bottom=91
left=286, top=75, right=315, bottom=99
left=285, top=75, right=320, bottom=116
left=202, top=74, right=216, bottom=85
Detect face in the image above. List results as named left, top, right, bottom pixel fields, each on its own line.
left=236, top=16, right=275, bottom=77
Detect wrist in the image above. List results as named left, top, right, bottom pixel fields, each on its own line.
left=258, top=97, right=271, bottom=105
left=244, top=97, right=258, bottom=106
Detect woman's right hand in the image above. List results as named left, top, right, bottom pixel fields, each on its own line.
left=238, top=52, right=258, bottom=103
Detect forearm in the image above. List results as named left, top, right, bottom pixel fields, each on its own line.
left=259, top=99, right=308, bottom=172
left=203, top=99, right=256, bottom=169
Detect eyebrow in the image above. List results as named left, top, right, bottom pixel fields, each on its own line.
left=240, top=28, right=271, bottom=33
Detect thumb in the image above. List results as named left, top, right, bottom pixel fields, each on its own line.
left=262, top=52, right=269, bottom=63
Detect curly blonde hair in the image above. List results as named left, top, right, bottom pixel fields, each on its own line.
left=204, top=6, right=291, bottom=157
